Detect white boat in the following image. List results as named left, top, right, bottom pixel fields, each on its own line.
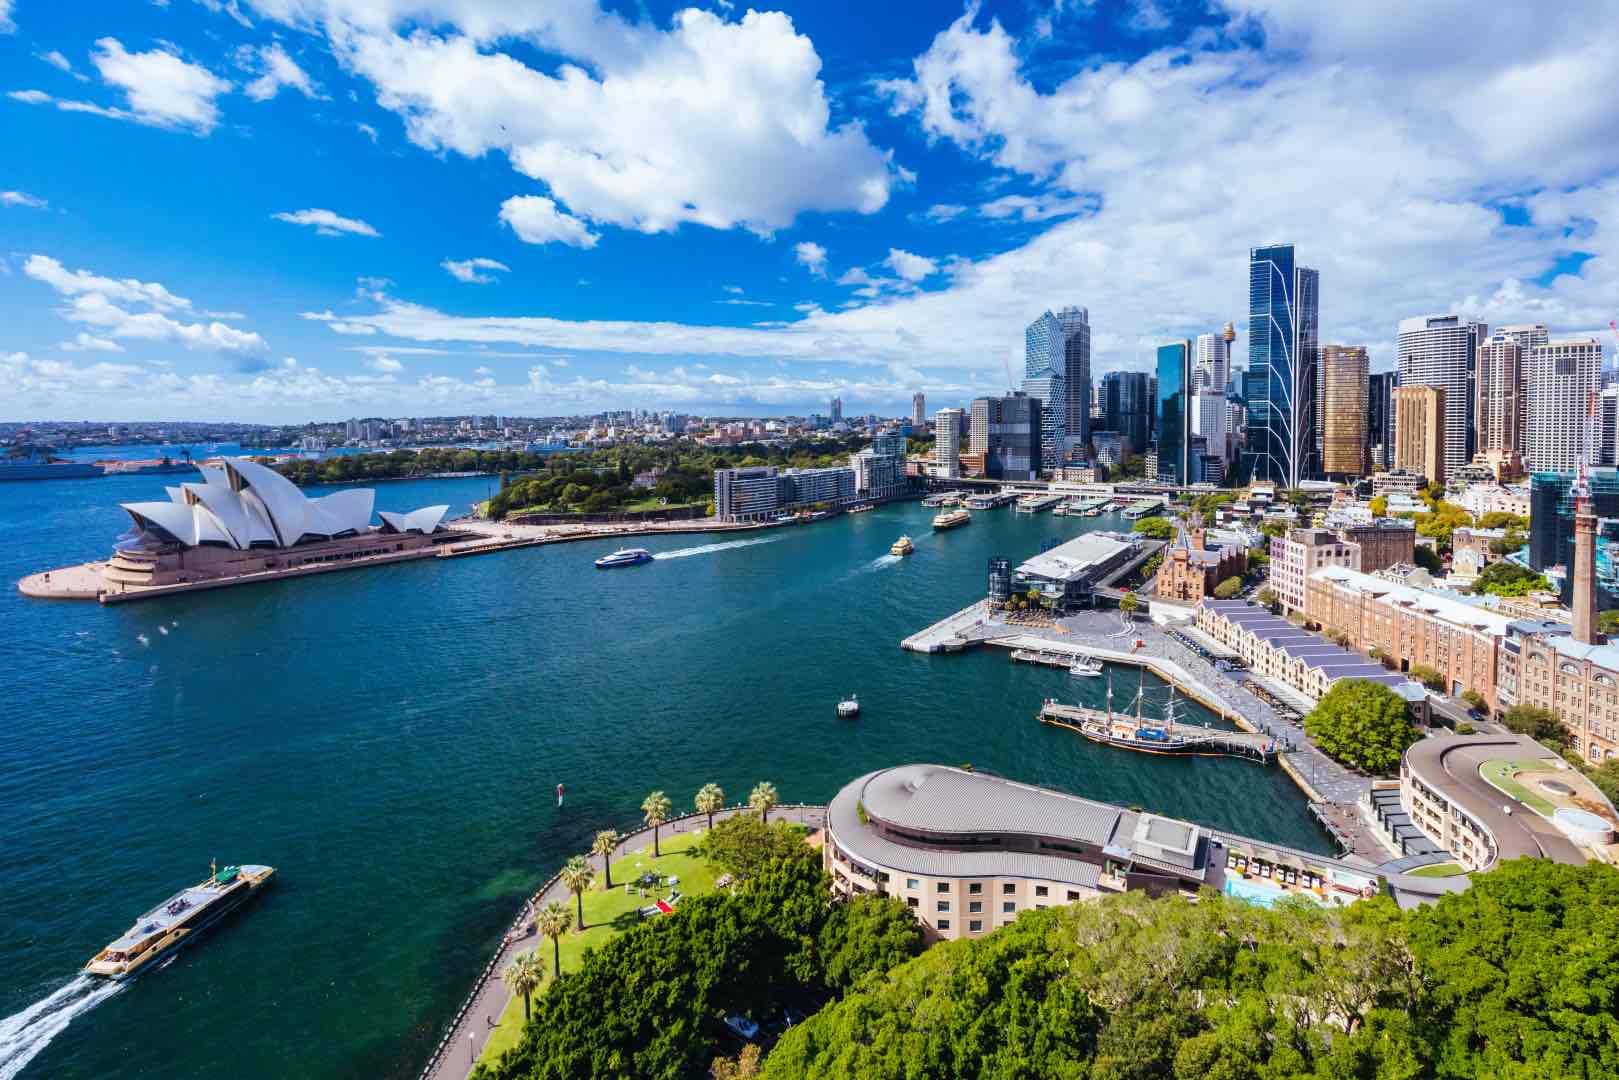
left=1069, top=657, right=1104, bottom=678
left=594, top=547, right=653, bottom=569
left=836, top=694, right=860, bottom=718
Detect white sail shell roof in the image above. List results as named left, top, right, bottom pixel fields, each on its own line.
left=377, top=505, right=449, bottom=534
left=118, top=457, right=441, bottom=551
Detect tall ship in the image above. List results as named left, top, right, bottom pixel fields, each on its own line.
left=932, top=508, right=971, bottom=530
left=85, top=863, right=275, bottom=980
left=0, top=450, right=104, bottom=481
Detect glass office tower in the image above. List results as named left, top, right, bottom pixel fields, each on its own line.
left=1244, top=243, right=1319, bottom=486
left=1156, top=341, right=1191, bottom=484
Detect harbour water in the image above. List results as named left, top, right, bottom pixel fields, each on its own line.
left=0, top=475, right=1329, bottom=1080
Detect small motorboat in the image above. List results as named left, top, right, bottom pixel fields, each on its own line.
left=1068, top=657, right=1104, bottom=678
left=594, top=547, right=653, bottom=569
left=836, top=694, right=860, bottom=718
left=889, top=536, right=914, bottom=556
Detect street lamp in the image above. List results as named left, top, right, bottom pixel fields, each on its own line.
left=470, top=1032, right=477, bottom=1065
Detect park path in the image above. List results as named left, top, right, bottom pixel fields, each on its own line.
left=420, top=803, right=828, bottom=1080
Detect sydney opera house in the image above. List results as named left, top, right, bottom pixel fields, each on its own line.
left=99, top=457, right=456, bottom=592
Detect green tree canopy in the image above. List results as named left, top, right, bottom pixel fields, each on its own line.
left=1413, top=545, right=1444, bottom=574
left=1304, top=678, right=1416, bottom=773
left=697, top=815, right=807, bottom=882
left=1369, top=495, right=1388, bottom=516
left=1407, top=859, right=1619, bottom=1080
left=1500, top=704, right=1567, bottom=746
left=1132, top=516, right=1174, bottom=540
left=1408, top=663, right=1446, bottom=691
left=1212, top=576, right=1243, bottom=599
left=816, top=895, right=923, bottom=995
left=1473, top=560, right=1549, bottom=598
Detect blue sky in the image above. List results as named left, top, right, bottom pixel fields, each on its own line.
left=3, top=0, right=1616, bottom=422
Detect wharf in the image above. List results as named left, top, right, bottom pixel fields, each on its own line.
left=901, top=606, right=1392, bottom=864
left=1015, top=494, right=1063, bottom=513
left=997, top=635, right=1247, bottom=728
left=1036, top=700, right=1277, bottom=763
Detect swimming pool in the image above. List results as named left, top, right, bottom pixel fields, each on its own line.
left=1223, top=875, right=1327, bottom=908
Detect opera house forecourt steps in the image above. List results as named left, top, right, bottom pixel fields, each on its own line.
left=17, top=457, right=462, bottom=604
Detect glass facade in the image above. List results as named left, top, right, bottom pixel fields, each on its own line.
left=1244, top=244, right=1319, bottom=486
left=1102, top=370, right=1151, bottom=456
left=1024, top=307, right=1089, bottom=464
left=1156, top=342, right=1190, bottom=485
left=1529, top=469, right=1619, bottom=610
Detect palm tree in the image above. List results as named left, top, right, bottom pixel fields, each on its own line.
left=534, top=900, right=573, bottom=979
left=591, top=829, right=618, bottom=890
left=502, top=951, right=543, bottom=1020
left=749, top=781, right=779, bottom=824
left=694, top=783, right=725, bottom=831
left=559, top=855, right=595, bottom=929
left=642, top=790, right=673, bottom=857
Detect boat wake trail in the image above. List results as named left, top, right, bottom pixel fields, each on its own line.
left=0, top=976, right=124, bottom=1080
left=653, top=536, right=781, bottom=560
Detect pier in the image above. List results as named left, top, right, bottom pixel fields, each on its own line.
left=1037, top=700, right=1278, bottom=763
left=1014, top=493, right=1063, bottom=513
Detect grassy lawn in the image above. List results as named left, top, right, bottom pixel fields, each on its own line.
left=1479, top=759, right=1557, bottom=817
left=476, top=830, right=720, bottom=1067
left=1409, top=862, right=1466, bottom=878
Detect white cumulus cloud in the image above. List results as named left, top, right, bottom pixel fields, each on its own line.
left=242, top=43, right=319, bottom=101
left=499, top=196, right=597, bottom=248
left=2, top=190, right=48, bottom=209
left=884, top=248, right=939, bottom=283
left=442, top=256, right=510, bottom=283
left=794, top=241, right=827, bottom=275
left=238, top=1, right=900, bottom=240
left=91, top=38, right=233, bottom=133
left=272, top=207, right=380, bottom=236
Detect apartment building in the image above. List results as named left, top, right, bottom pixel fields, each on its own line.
left=1269, top=528, right=1358, bottom=614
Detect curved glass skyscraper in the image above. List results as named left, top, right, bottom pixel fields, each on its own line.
left=1243, top=244, right=1318, bottom=486
left=1024, top=306, right=1090, bottom=466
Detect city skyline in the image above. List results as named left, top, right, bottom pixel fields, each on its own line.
left=3, top=2, right=1619, bottom=422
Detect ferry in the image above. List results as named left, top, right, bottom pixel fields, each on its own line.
left=890, top=535, right=915, bottom=556
left=85, top=862, right=275, bottom=980
left=594, top=547, right=653, bottom=569
left=932, top=509, right=971, bottom=530
left=846, top=503, right=874, bottom=514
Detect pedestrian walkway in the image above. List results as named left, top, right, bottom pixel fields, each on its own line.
left=420, top=803, right=827, bottom=1080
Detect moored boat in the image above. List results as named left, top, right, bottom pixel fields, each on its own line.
left=1069, top=657, right=1104, bottom=677
left=85, top=863, right=274, bottom=980
left=932, top=508, right=971, bottom=530
left=594, top=547, right=653, bottom=568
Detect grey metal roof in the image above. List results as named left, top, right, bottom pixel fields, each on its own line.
left=858, top=764, right=1127, bottom=847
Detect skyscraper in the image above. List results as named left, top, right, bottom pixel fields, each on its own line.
left=1190, top=390, right=1229, bottom=464
left=1396, top=313, right=1486, bottom=478
left=1244, top=244, right=1319, bottom=486
left=830, top=396, right=843, bottom=424
left=1367, top=371, right=1395, bottom=469
left=1319, top=345, right=1369, bottom=477
left=1495, top=323, right=1549, bottom=455
left=1475, top=333, right=1523, bottom=457
left=1525, top=338, right=1602, bottom=472
left=1393, top=385, right=1445, bottom=485
left=1194, top=329, right=1231, bottom=393
left=969, top=393, right=1042, bottom=480
left=1102, top=370, right=1151, bottom=457
left=1023, top=306, right=1090, bottom=464
left=935, top=407, right=963, bottom=478
left=912, top=392, right=926, bottom=429
left=1156, top=340, right=1192, bottom=485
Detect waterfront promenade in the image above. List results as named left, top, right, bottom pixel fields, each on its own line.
left=421, top=803, right=827, bottom=1080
